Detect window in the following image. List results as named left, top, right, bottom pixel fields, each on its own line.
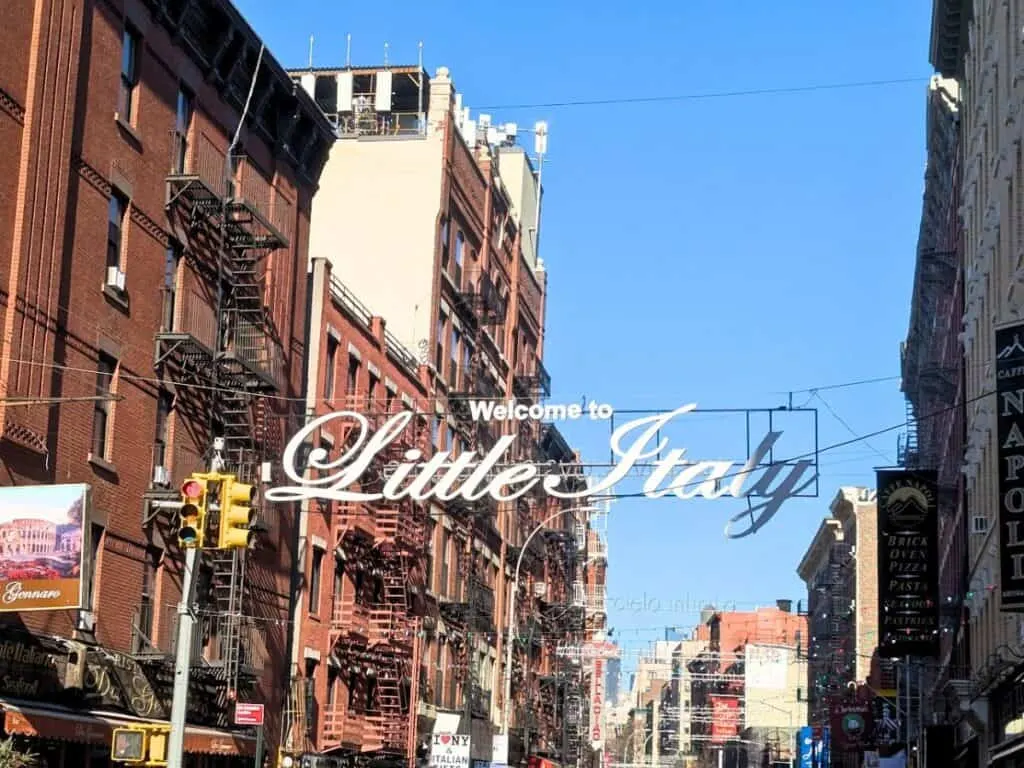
left=107, top=192, right=127, bottom=271
left=424, top=521, right=435, bottom=589
left=309, top=547, right=324, bottom=614
left=92, top=353, right=117, bottom=459
left=346, top=354, right=359, bottom=394
left=84, top=523, right=105, bottom=610
left=449, top=328, right=460, bottom=388
left=435, top=313, right=446, bottom=373
left=153, top=389, right=173, bottom=469
left=434, top=643, right=444, bottom=707
left=333, top=556, right=344, bottom=604
left=431, top=416, right=440, bottom=451
left=462, top=342, right=471, bottom=382
left=136, top=547, right=162, bottom=650
left=119, top=27, right=140, bottom=122
left=439, top=529, right=450, bottom=595
left=324, top=337, right=338, bottom=400
left=327, top=667, right=339, bottom=707
left=446, top=425, right=455, bottom=451
left=162, top=244, right=180, bottom=330
left=440, top=217, right=450, bottom=269
left=368, top=373, right=379, bottom=405
left=385, top=387, right=396, bottom=413
left=173, top=87, right=193, bottom=173
left=452, top=231, right=464, bottom=286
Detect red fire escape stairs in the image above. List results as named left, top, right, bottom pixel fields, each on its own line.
left=368, top=497, right=428, bottom=760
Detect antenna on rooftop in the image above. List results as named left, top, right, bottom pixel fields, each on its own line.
left=346, top=34, right=352, bottom=67
left=308, top=35, right=314, bottom=70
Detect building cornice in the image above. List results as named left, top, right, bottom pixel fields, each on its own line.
left=138, top=0, right=336, bottom=184
left=796, top=518, right=843, bottom=582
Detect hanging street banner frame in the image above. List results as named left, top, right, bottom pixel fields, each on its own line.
left=266, top=403, right=821, bottom=540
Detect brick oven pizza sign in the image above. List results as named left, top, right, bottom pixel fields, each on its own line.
left=0, top=484, right=89, bottom=613
left=430, top=733, right=470, bottom=768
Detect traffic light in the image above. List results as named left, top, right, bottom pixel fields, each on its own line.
left=178, top=475, right=209, bottom=549
left=111, top=727, right=147, bottom=763
left=218, top=476, right=256, bottom=549
left=111, top=725, right=169, bottom=766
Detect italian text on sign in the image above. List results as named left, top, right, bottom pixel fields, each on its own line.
left=430, top=733, right=471, bottom=768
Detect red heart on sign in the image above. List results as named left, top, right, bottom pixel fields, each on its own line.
left=441, top=735, right=451, bottom=745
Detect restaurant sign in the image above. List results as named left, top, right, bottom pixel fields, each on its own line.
left=0, top=630, right=229, bottom=728
left=266, top=403, right=818, bottom=537
left=0, top=484, right=89, bottom=612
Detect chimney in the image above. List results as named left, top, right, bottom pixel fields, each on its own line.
left=428, top=66, right=454, bottom=130
left=776, top=599, right=792, bottom=613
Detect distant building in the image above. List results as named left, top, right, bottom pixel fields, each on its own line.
left=796, top=487, right=882, bottom=730
left=606, top=656, right=622, bottom=704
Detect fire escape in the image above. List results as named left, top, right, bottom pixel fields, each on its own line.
left=539, top=500, right=587, bottom=765
left=323, top=408, right=429, bottom=762
left=442, top=267, right=506, bottom=729
left=809, top=541, right=854, bottom=713
left=138, top=124, right=285, bottom=713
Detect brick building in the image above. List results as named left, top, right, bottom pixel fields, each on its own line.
left=687, top=604, right=806, bottom=768
left=0, top=0, right=332, bottom=765
left=287, top=62, right=595, bottom=767
left=286, top=257, right=433, bottom=761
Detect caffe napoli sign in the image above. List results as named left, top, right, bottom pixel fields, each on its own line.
left=265, top=403, right=817, bottom=537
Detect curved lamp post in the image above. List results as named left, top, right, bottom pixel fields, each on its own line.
left=500, top=503, right=601, bottom=739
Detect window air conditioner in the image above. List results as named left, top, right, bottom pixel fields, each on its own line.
left=152, top=465, right=170, bottom=486
left=106, top=266, right=126, bottom=292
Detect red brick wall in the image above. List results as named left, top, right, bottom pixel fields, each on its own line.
left=0, top=0, right=327, bottom=750
left=299, top=258, right=432, bottom=750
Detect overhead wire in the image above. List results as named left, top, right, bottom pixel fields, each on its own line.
left=473, top=77, right=927, bottom=111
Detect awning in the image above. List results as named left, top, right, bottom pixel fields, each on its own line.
left=0, top=701, right=257, bottom=756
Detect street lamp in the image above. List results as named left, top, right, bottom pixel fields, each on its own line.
left=501, top=503, right=600, bottom=739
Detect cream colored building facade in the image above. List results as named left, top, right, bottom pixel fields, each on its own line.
left=960, top=0, right=1024, bottom=696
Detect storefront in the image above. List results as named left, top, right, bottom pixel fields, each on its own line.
left=988, top=666, right=1024, bottom=768
left=0, top=700, right=256, bottom=767
left=0, top=629, right=258, bottom=767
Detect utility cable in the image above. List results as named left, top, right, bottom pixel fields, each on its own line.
left=474, top=77, right=927, bottom=111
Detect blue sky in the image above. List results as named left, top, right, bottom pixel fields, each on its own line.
left=236, top=0, right=934, bottom=671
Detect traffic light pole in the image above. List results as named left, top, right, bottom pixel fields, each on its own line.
left=167, top=543, right=199, bottom=768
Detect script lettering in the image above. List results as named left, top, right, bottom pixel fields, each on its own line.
left=2, top=582, right=62, bottom=604
left=264, top=402, right=819, bottom=535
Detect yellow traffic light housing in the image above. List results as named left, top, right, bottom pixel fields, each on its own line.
left=111, top=724, right=170, bottom=766
left=147, top=727, right=169, bottom=764
left=178, top=476, right=209, bottom=549
left=111, top=727, right=147, bottom=763
left=218, top=476, right=256, bottom=550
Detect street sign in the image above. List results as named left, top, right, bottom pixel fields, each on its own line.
left=234, top=703, right=265, bottom=726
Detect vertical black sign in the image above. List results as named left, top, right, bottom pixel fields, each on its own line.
left=997, top=322, right=1024, bottom=611
left=876, top=469, right=939, bottom=658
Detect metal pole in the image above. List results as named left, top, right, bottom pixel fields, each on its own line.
left=905, top=660, right=912, bottom=760
left=255, top=724, right=265, bottom=768
left=166, top=544, right=199, bottom=768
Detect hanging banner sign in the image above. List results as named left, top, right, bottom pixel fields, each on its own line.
left=590, top=656, right=605, bottom=749
left=265, top=404, right=818, bottom=538
left=875, top=469, right=940, bottom=657
left=997, top=323, right=1024, bottom=611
